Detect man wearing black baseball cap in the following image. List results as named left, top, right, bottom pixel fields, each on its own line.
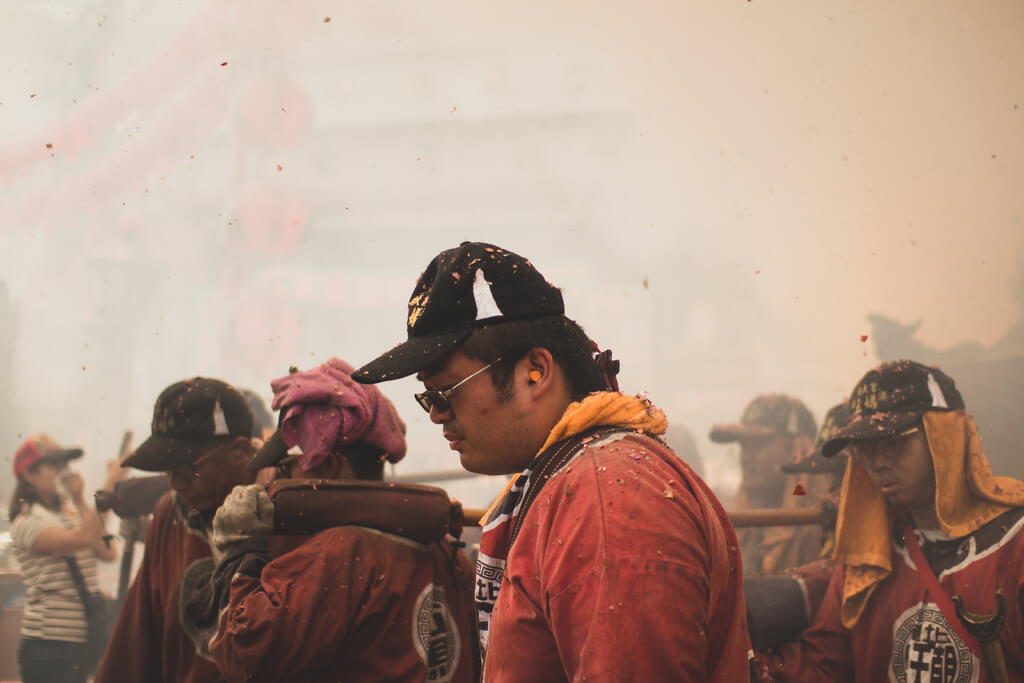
left=354, top=242, right=752, bottom=681
left=755, top=360, right=1024, bottom=682
left=96, top=378, right=259, bottom=683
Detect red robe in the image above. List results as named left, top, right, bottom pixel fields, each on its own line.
left=95, top=492, right=221, bottom=683
left=210, top=525, right=478, bottom=683
left=758, top=508, right=1024, bottom=682
left=482, top=432, right=752, bottom=682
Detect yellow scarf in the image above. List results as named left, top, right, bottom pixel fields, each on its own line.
left=833, top=410, right=1024, bottom=627
left=480, top=392, right=668, bottom=525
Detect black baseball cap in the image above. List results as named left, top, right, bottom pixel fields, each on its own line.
left=249, top=428, right=290, bottom=471
left=821, top=360, right=964, bottom=458
left=781, top=401, right=852, bottom=474
left=123, top=378, right=254, bottom=472
left=353, top=242, right=565, bottom=384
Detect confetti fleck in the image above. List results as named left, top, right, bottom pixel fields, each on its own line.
left=860, top=335, right=868, bottom=342
left=276, top=164, right=283, bottom=171
left=220, top=61, right=228, bottom=66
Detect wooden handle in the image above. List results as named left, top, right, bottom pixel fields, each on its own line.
left=462, top=505, right=827, bottom=528
left=118, top=430, right=134, bottom=462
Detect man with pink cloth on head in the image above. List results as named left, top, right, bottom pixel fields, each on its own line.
left=185, top=358, right=478, bottom=683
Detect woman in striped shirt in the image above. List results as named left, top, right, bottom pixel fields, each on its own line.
left=8, top=434, right=121, bottom=683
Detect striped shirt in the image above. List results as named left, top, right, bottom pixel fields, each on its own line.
left=10, top=503, right=101, bottom=643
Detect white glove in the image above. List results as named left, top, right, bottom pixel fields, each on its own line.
left=212, top=484, right=274, bottom=553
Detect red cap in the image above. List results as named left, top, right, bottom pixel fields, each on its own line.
left=14, top=434, right=83, bottom=478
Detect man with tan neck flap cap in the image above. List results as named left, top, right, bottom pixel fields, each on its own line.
left=755, top=359, right=1024, bottom=682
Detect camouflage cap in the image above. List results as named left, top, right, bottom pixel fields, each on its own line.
left=821, top=359, right=964, bottom=458
left=782, top=401, right=851, bottom=474
left=709, top=394, right=817, bottom=444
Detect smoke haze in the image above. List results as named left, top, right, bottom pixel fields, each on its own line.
left=2, top=0, right=1022, bottom=507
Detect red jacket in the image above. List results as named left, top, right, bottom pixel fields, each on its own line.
left=757, top=508, right=1024, bottom=682
left=483, top=432, right=752, bottom=682
left=210, top=525, right=479, bottom=683
left=95, top=492, right=221, bottom=683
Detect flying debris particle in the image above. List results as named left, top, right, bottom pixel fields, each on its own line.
left=324, top=16, right=331, bottom=22
left=860, top=335, right=868, bottom=342
left=642, top=276, right=649, bottom=290
left=190, top=154, right=195, bottom=159
left=450, top=106, right=457, bottom=113
left=30, top=93, right=37, bottom=98
left=277, top=164, right=283, bottom=171
left=281, top=107, right=287, bottom=112
left=45, top=143, right=53, bottom=150
left=792, top=483, right=807, bottom=496
left=81, top=366, right=86, bottom=371
left=220, top=61, right=228, bottom=66
left=754, top=269, right=761, bottom=275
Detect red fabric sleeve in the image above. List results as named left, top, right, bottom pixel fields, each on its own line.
left=209, top=532, right=351, bottom=682
left=94, top=501, right=169, bottom=683
left=755, top=565, right=854, bottom=682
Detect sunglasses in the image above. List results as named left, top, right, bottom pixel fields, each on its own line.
left=414, top=358, right=501, bottom=414
left=169, top=442, right=226, bottom=479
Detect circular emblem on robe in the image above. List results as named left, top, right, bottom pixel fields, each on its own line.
left=889, top=603, right=978, bottom=683
left=412, top=584, right=460, bottom=682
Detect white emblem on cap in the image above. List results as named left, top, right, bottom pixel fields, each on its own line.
left=212, top=400, right=230, bottom=435
left=926, top=373, right=948, bottom=408
left=472, top=268, right=503, bottom=320
left=786, top=408, right=799, bottom=435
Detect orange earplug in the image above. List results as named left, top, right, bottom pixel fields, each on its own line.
left=528, top=370, right=542, bottom=383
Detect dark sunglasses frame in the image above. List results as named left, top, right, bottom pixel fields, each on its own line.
left=168, top=439, right=231, bottom=479
left=414, top=357, right=502, bottom=414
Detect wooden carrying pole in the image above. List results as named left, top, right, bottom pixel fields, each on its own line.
left=461, top=505, right=827, bottom=528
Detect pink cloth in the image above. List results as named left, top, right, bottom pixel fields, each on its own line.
left=270, top=358, right=407, bottom=471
